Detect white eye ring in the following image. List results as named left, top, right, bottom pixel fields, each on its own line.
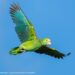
left=47, top=39, right=51, bottom=42
left=46, top=39, right=52, bottom=45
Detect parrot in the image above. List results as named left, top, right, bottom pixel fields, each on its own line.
left=9, top=3, right=71, bottom=59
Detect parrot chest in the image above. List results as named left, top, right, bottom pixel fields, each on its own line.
left=20, top=40, right=41, bottom=51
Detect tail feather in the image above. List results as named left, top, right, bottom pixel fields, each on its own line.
left=9, top=47, right=24, bottom=55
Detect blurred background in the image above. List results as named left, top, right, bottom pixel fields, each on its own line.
left=0, top=0, right=75, bottom=75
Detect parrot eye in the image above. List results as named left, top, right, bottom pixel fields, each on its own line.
left=46, top=40, right=48, bottom=42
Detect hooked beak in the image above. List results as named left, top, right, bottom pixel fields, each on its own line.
left=47, top=41, right=52, bottom=45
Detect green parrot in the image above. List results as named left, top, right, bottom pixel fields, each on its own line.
left=9, top=3, right=70, bottom=59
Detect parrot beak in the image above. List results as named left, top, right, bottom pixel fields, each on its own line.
left=47, top=39, right=52, bottom=45
left=47, top=41, right=52, bottom=45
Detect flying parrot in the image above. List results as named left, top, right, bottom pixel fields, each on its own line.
left=9, top=3, right=71, bottom=59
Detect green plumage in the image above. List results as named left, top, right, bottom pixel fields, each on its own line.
left=10, top=3, right=37, bottom=43
left=9, top=3, right=70, bottom=59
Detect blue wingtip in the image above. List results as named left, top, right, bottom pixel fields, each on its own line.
left=67, top=52, right=71, bottom=56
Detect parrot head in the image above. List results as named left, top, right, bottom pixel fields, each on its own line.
left=41, top=38, right=52, bottom=46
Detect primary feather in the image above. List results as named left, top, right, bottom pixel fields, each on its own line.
left=35, top=46, right=70, bottom=59
left=10, top=3, right=37, bottom=43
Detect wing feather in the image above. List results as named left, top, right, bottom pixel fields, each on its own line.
left=35, top=46, right=70, bottom=59
left=10, top=3, right=37, bottom=43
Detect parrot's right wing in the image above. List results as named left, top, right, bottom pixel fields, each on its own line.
left=34, top=46, right=71, bottom=59
left=10, top=3, right=37, bottom=43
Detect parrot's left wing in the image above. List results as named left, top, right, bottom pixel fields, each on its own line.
left=34, top=46, right=71, bottom=59
left=10, top=3, right=37, bottom=43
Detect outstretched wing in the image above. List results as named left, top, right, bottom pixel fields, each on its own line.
left=10, top=3, right=37, bottom=43
left=35, top=46, right=70, bottom=59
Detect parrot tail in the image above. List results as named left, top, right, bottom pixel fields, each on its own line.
left=9, top=47, right=24, bottom=55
